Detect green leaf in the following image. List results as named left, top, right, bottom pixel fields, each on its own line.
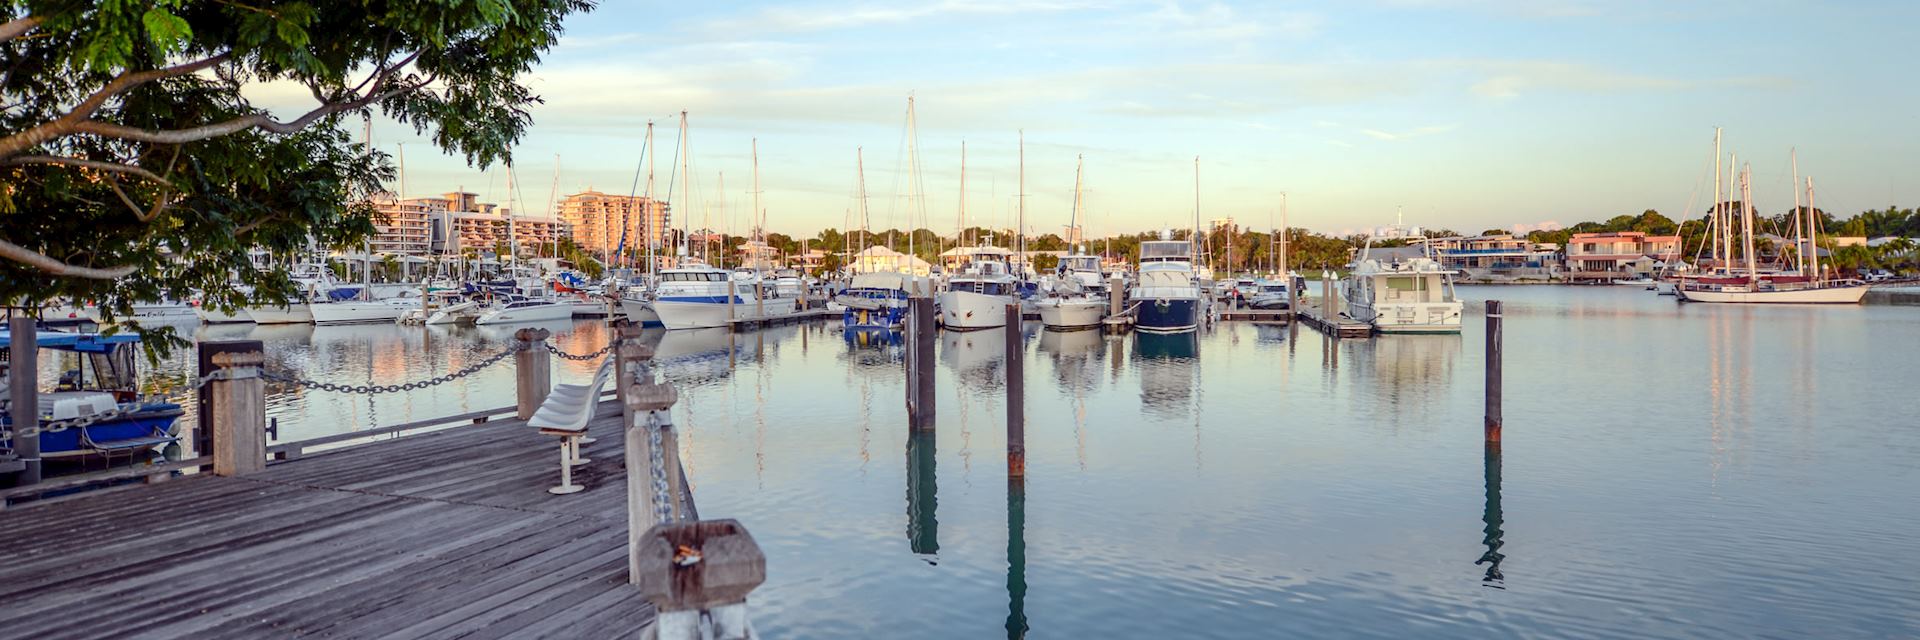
left=141, top=7, right=193, bottom=53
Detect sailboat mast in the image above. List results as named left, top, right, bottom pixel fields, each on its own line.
left=1742, top=164, right=1757, bottom=280
left=714, top=171, right=725, bottom=267
left=1017, top=130, right=1026, bottom=275
left=1193, top=156, right=1201, bottom=269
left=1712, top=128, right=1722, bottom=274
left=1071, top=154, right=1083, bottom=250
left=506, top=157, right=518, bottom=268
left=548, top=154, right=560, bottom=260
left=905, top=95, right=918, bottom=272
left=959, top=141, right=968, bottom=248
left=1807, top=177, right=1820, bottom=282
left=644, top=120, right=655, bottom=274
left=679, top=110, right=691, bottom=266
left=1791, top=149, right=1803, bottom=274
left=856, top=147, right=868, bottom=272
left=1725, top=152, right=1737, bottom=274
left=1279, top=193, right=1289, bottom=281
left=752, top=137, right=763, bottom=275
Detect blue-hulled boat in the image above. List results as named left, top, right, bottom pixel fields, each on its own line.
left=837, top=272, right=915, bottom=329
left=2, top=330, right=183, bottom=464
left=1130, top=240, right=1205, bottom=333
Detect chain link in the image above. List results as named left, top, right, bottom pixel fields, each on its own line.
left=259, top=343, right=524, bottom=395
left=646, top=410, right=677, bottom=525
left=546, top=342, right=614, bottom=362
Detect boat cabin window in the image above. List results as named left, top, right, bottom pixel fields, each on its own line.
left=1139, top=241, right=1190, bottom=263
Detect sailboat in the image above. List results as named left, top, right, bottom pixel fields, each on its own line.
left=1038, top=155, right=1107, bottom=330
left=1676, top=137, right=1868, bottom=304
left=618, top=121, right=666, bottom=327
left=649, top=115, right=798, bottom=329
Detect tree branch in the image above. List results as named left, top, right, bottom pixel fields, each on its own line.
left=0, top=52, right=231, bottom=158
left=0, top=238, right=139, bottom=279
left=68, top=75, right=428, bottom=144
left=2, top=155, right=166, bottom=181
left=0, top=16, right=39, bottom=44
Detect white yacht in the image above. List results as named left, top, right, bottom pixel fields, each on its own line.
left=1342, top=222, right=1463, bottom=333
left=651, top=263, right=797, bottom=329
left=1130, top=240, right=1204, bottom=333
left=1039, top=254, right=1108, bottom=330
left=937, top=247, right=1021, bottom=330
left=473, top=294, right=575, bottom=326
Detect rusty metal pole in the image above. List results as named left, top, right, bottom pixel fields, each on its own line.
left=1005, top=303, right=1025, bottom=477
left=1485, top=300, right=1503, bottom=443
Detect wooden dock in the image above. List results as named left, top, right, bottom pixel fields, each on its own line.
left=1295, top=306, right=1373, bottom=339
left=725, top=306, right=836, bottom=330
left=0, top=402, right=661, bottom=639
left=1215, top=308, right=1293, bottom=323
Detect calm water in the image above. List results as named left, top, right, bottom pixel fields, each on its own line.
left=104, top=287, right=1920, bottom=637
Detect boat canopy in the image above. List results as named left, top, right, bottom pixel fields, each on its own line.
left=850, top=272, right=910, bottom=291
left=0, top=331, right=142, bottom=352
left=1139, top=241, right=1190, bottom=262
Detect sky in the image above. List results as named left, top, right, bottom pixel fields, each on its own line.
left=332, top=0, right=1919, bottom=238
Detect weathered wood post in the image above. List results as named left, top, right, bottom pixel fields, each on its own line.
left=209, top=346, right=267, bottom=477
left=1484, top=300, right=1503, bottom=443
left=1108, top=275, right=1124, bottom=318
left=7, top=316, right=40, bottom=485
left=727, top=280, right=738, bottom=324
left=1004, top=303, right=1025, bottom=478
left=614, top=320, right=642, bottom=405
left=1321, top=270, right=1335, bottom=320
left=906, top=296, right=937, bottom=431
left=513, top=327, right=552, bottom=421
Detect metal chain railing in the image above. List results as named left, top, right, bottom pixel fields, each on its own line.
left=645, top=410, right=678, bottom=525
left=260, top=343, right=525, bottom=395
left=546, top=341, right=614, bottom=362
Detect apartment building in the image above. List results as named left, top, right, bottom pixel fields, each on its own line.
left=558, top=190, right=671, bottom=257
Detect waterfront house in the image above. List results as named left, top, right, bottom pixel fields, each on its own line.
left=1415, top=234, right=1563, bottom=282
left=1564, top=231, right=1681, bottom=281
left=853, top=245, right=933, bottom=276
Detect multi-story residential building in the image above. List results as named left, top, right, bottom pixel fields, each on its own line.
left=418, top=191, right=568, bottom=258
left=1563, top=231, right=1682, bottom=280
left=366, top=192, right=437, bottom=256
left=557, top=190, right=671, bottom=258
left=1416, top=234, right=1563, bottom=281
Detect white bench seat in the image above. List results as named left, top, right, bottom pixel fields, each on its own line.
left=530, top=355, right=617, bottom=494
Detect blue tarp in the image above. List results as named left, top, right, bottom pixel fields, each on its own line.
left=0, top=330, right=142, bottom=352
left=327, top=287, right=362, bottom=301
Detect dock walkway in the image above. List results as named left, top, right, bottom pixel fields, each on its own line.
left=0, top=402, right=654, bottom=640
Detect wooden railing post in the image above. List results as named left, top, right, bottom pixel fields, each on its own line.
left=1005, top=303, right=1025, bottom=478
left=209, top=347, right=267, bottom=477
left=513, top=327, right=552, bottom=421
left=7, top=316, right=41, bottom=485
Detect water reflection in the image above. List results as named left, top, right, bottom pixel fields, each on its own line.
left=652, top=327, right=740, bottom=386
left=1133, top=332, right=1198, bottom=418
left=943, top=328, right=1007, bottom=391
left=906, top=431, right=938, bottom=557
left=1005, top=477, right=1028, bottom=640
left=1478, top=442, right=1506, bottom=588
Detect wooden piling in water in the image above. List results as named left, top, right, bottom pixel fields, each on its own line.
left=7, top=316, right=40, bottom=485
left=1005, top=303, right=1025, bottom=477
left=906, top=296, right=937, bottom=431
left=514, top=327, right=552, bottom=421
left=209, top=347, right=266, bottom=477
left=1485, top=300, right=1503, bottom=443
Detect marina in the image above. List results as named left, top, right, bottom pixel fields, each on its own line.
left=6, top=286, right=1920, bottom=637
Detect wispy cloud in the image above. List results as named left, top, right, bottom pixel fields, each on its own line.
left=1357, top=124, right=1459, bottom=141
left=697, top=0, right=1113, bottom=34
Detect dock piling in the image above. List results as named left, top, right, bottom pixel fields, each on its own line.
left=514, top=327, right=552, bottom=421
left=906, top=296, right=936, bottom=431
left=7, top=317, right=39, bottom=486
left=208, top=344, right=267, bottom=477
left=1485, top=300, right=1503, bottom=443
left=1005, top=303, right=1025, bottom=477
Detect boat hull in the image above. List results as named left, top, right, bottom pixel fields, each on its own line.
left=308, top=302, right=404, bottom=325
left=1036, top=298, right=1107, bottom=330
left=937, top=290, right=1012, bottom=330
left=653, top=296, right=799, bottom=329
left=619, top=298, right=665, bottom=328
left=1677, top=284, right=1869, bottom=304
left=474, top=303, right=575, bottom=326
left=247, top=305, right=313, bottom=324
left=196, top=306, right=254, bottom=323
left=4, top=403, right=183, bottom=459
left=1134, top=297, right=1200, bottom=333
left=1349, top=301, right=1463, bottom=333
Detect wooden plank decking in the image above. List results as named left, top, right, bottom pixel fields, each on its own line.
left=0, top=401, right=655, bottom=640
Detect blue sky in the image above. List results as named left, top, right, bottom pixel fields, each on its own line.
left=355, top=0, right=1920, bottom=237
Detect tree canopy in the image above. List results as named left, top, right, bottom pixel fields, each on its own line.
left=1, top=0, right=591, bottom=334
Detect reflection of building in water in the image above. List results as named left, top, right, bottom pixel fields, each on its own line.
left=1132, top=332, right=1198, bottom=418
left=942, top=329, right=1008, bottom=391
